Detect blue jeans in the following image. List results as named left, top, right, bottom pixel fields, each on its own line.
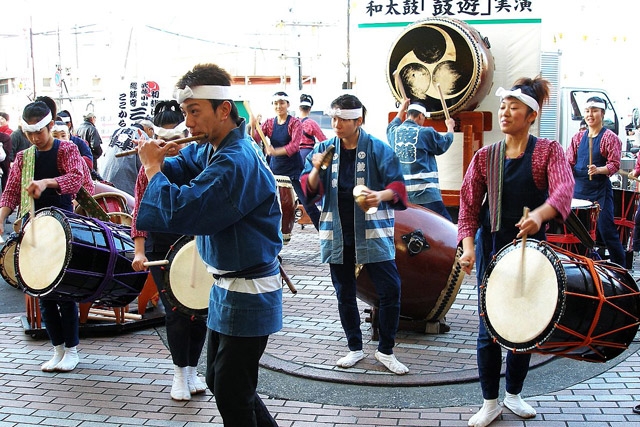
left=329, top=245, right=401, bottom=354
left=40, top=299, right=79, bottom=348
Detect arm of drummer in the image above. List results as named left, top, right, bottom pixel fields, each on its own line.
left=393, top=98, right=411, bottom=121
left=0, top=206, right=11, bottom=235
left=460, top=236, right=475, bottom=275
left=515, top=203, right=558, bottom=239
left=132, top=237, right=149, bottom=272
left=304, top=151, right=324, bottom=194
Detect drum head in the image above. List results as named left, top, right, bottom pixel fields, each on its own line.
left=168, top=238, right=211, bottom=312
left=571, top=198, right=593, bottom=208
left=484, top=241, right=560, bottom=344
left=18, top=213, right=68, bottom=291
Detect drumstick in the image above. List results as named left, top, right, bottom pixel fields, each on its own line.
left=114, top=134, right=208, bottom=157
left=243, top=101, right=271, bottom=147
left=518, top=207, right=530, bottom=298
left=143, top=260, right=169, bottom=267
left=27, top=193, right=36, bottom=247
left=588, top=136, right=593, bottom=181
left=279, top=264, right=297, bottom=294
left=190, top=238, right=200, bottom=289
left=393, top=69, right=408, bottom=100
left=436, top=83, right=451, bottom=121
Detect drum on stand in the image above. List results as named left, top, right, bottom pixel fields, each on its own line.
left=274, top=175, right=297, bottom=244
left=15, top=207, right=147, bottom=307
left=0, top=233, right=20, bottom=289
left=387, top=17, right=495, bottom=118
left=356, top=204, right=465, bottom=333
left=547, top=198, right=599, bottom=256
left=163, top=235, right=211, bottom=318
left=612, top=188, right=639, bottom=252
left=481, top=239, right=640, bottom=362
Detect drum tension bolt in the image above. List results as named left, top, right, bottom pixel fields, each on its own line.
left=401, top=230, right=430, bottom=256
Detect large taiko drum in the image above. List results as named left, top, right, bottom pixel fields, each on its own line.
left=274, top=175, right=297, bottom=244
left=15, top=207, right=147, bottom=306
left=163, top=235, right=212, bottom=318
left=356, top=204, right=464, bottom=324
left=482, top=239, right=640, bottom=362
left=387, top=17, right=495, bottom=118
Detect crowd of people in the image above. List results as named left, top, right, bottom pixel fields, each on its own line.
left=0, top=61, right=637, bottom=426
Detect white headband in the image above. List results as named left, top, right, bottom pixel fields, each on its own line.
left=585, top=100, right=606, bottom=110
left=21, top=112, right=52, bottom=132
left=59, top=116, right=71, bottom=123
left=408, top=103, right=429, bottom=117
left=154, top=122, right=188, bottom=140
left=495, top=87, right=539, bottom=113
left=176, top=85, right=233, bottom=103
left=326, top=107, right=362, bottom=119
left=51, top=124, right=67, bottom=133
left=299, top=101, right=312, bottom=107
left=273, top=94, right=289, bottom=103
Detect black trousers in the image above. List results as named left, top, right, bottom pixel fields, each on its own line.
left=206, top=330, right=278, bottom=426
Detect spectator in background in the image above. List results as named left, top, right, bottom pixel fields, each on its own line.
left=10, top=126, right=31, bottom=164
left=76, top=112, right=103, bottom=172
left=0, top=112, right=12, bottom=136
left=57, top=110, right=94, bottom=169
left=0, top=132, right=11, bottom=191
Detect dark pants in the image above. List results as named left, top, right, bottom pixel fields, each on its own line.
left=150, top=264, right=207, bottom=367
left=291, top=176, right=320, bottom=231
left=633, top=203, right=640, bottom=252
left=206, top=331, right=277, bottom=427
left=595, top=189, right=626, bottom=267
left=329, top=245, right=401, bottom=354
left=40, top=299, right=79, bottom=348
left=420, top=200, right=452, bottom=222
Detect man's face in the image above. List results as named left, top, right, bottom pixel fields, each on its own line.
left=180, top=99, right=219, bottom=144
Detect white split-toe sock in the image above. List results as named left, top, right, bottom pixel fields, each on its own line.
left=187, top=366, right=207, bottom=395
left=503, top=392, right=536, bottom=418
left=171, top=365, right=191, bottom=401
left=374, top=350, right=409, bottom=375
left=468, top=399, right=502, bottom=427
left=336, top=350, right=365, bottom=368
left=54, top=346, right=79, bottom=372
left=41, top=344, right=65, bottom=372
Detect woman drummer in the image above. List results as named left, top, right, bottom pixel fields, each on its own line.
left=457, top=77, right=574, bottom=427
left=130, top=100, right=207, bottom=401
left=0, top=101, right=94, bottom=372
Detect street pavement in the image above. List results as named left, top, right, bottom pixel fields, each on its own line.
left=0, top=217, right=639, bottom=426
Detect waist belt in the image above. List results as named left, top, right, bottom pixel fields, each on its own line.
left=212, top=258, right=279, bottom=280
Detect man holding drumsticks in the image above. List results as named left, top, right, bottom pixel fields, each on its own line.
left=136, top=63, right=282, bottom=426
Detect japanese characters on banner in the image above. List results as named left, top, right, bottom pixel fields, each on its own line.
left=357, top=0, right=541, bottom=24
left=115, top=80, right=160, bottom=129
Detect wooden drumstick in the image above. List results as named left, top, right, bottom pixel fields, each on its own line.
left=393, top=69, right=408, bottom=101
left=436, top=83, right=451, bottom=121
left=190, top=238, right=200, bottom=289
left=518, top=206, right=530, bottom=298
left=114, top=134, right=208, bottom=158
left=279, top=264, right=297, bottom=294
left=243, top=101, right=271, bottom=147
left=27, top=193, right=36, bottom=247
left=588, top=136, right=593, bottom=181
left=143, top=260, right=169, bottom=267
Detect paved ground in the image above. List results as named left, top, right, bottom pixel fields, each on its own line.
left=1, top=219, right=640, bottom=426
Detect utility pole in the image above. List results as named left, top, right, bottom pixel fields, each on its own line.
left=30, top=16, right=36, bottom=100
left=345, top=0, right=352, bottom=90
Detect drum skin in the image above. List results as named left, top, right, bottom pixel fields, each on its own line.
left=356, top=204, right=464, bottom=322
left=387, top=17, right=495, bottom=119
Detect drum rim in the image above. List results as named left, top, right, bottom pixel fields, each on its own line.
left=0, top=234, right=19, bottom=288
left=163, top=235, right=209, bottom=316
left=480, top=239, right=567, bottom=352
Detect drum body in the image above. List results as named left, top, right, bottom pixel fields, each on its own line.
left=0, top=233, right=20, bottom=289
left=15, top=207, right=147, bottom=306
left=482, top=239, right=640, bottom=362
left=546, top=198, right=599, bottom=255
left=387, top=17, right=495, bottom=118
left=356, top=204, right=464, bottom=322
left=274, top=175, right=297, bottom=244
left=163, top=235, right=212, bottom=317
left=612, top=188, right=639, bottom=251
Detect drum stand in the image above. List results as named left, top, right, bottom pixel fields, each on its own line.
left=295, top=205, right=313, bottom=229
left=365, top=307, right=450, bottom=340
